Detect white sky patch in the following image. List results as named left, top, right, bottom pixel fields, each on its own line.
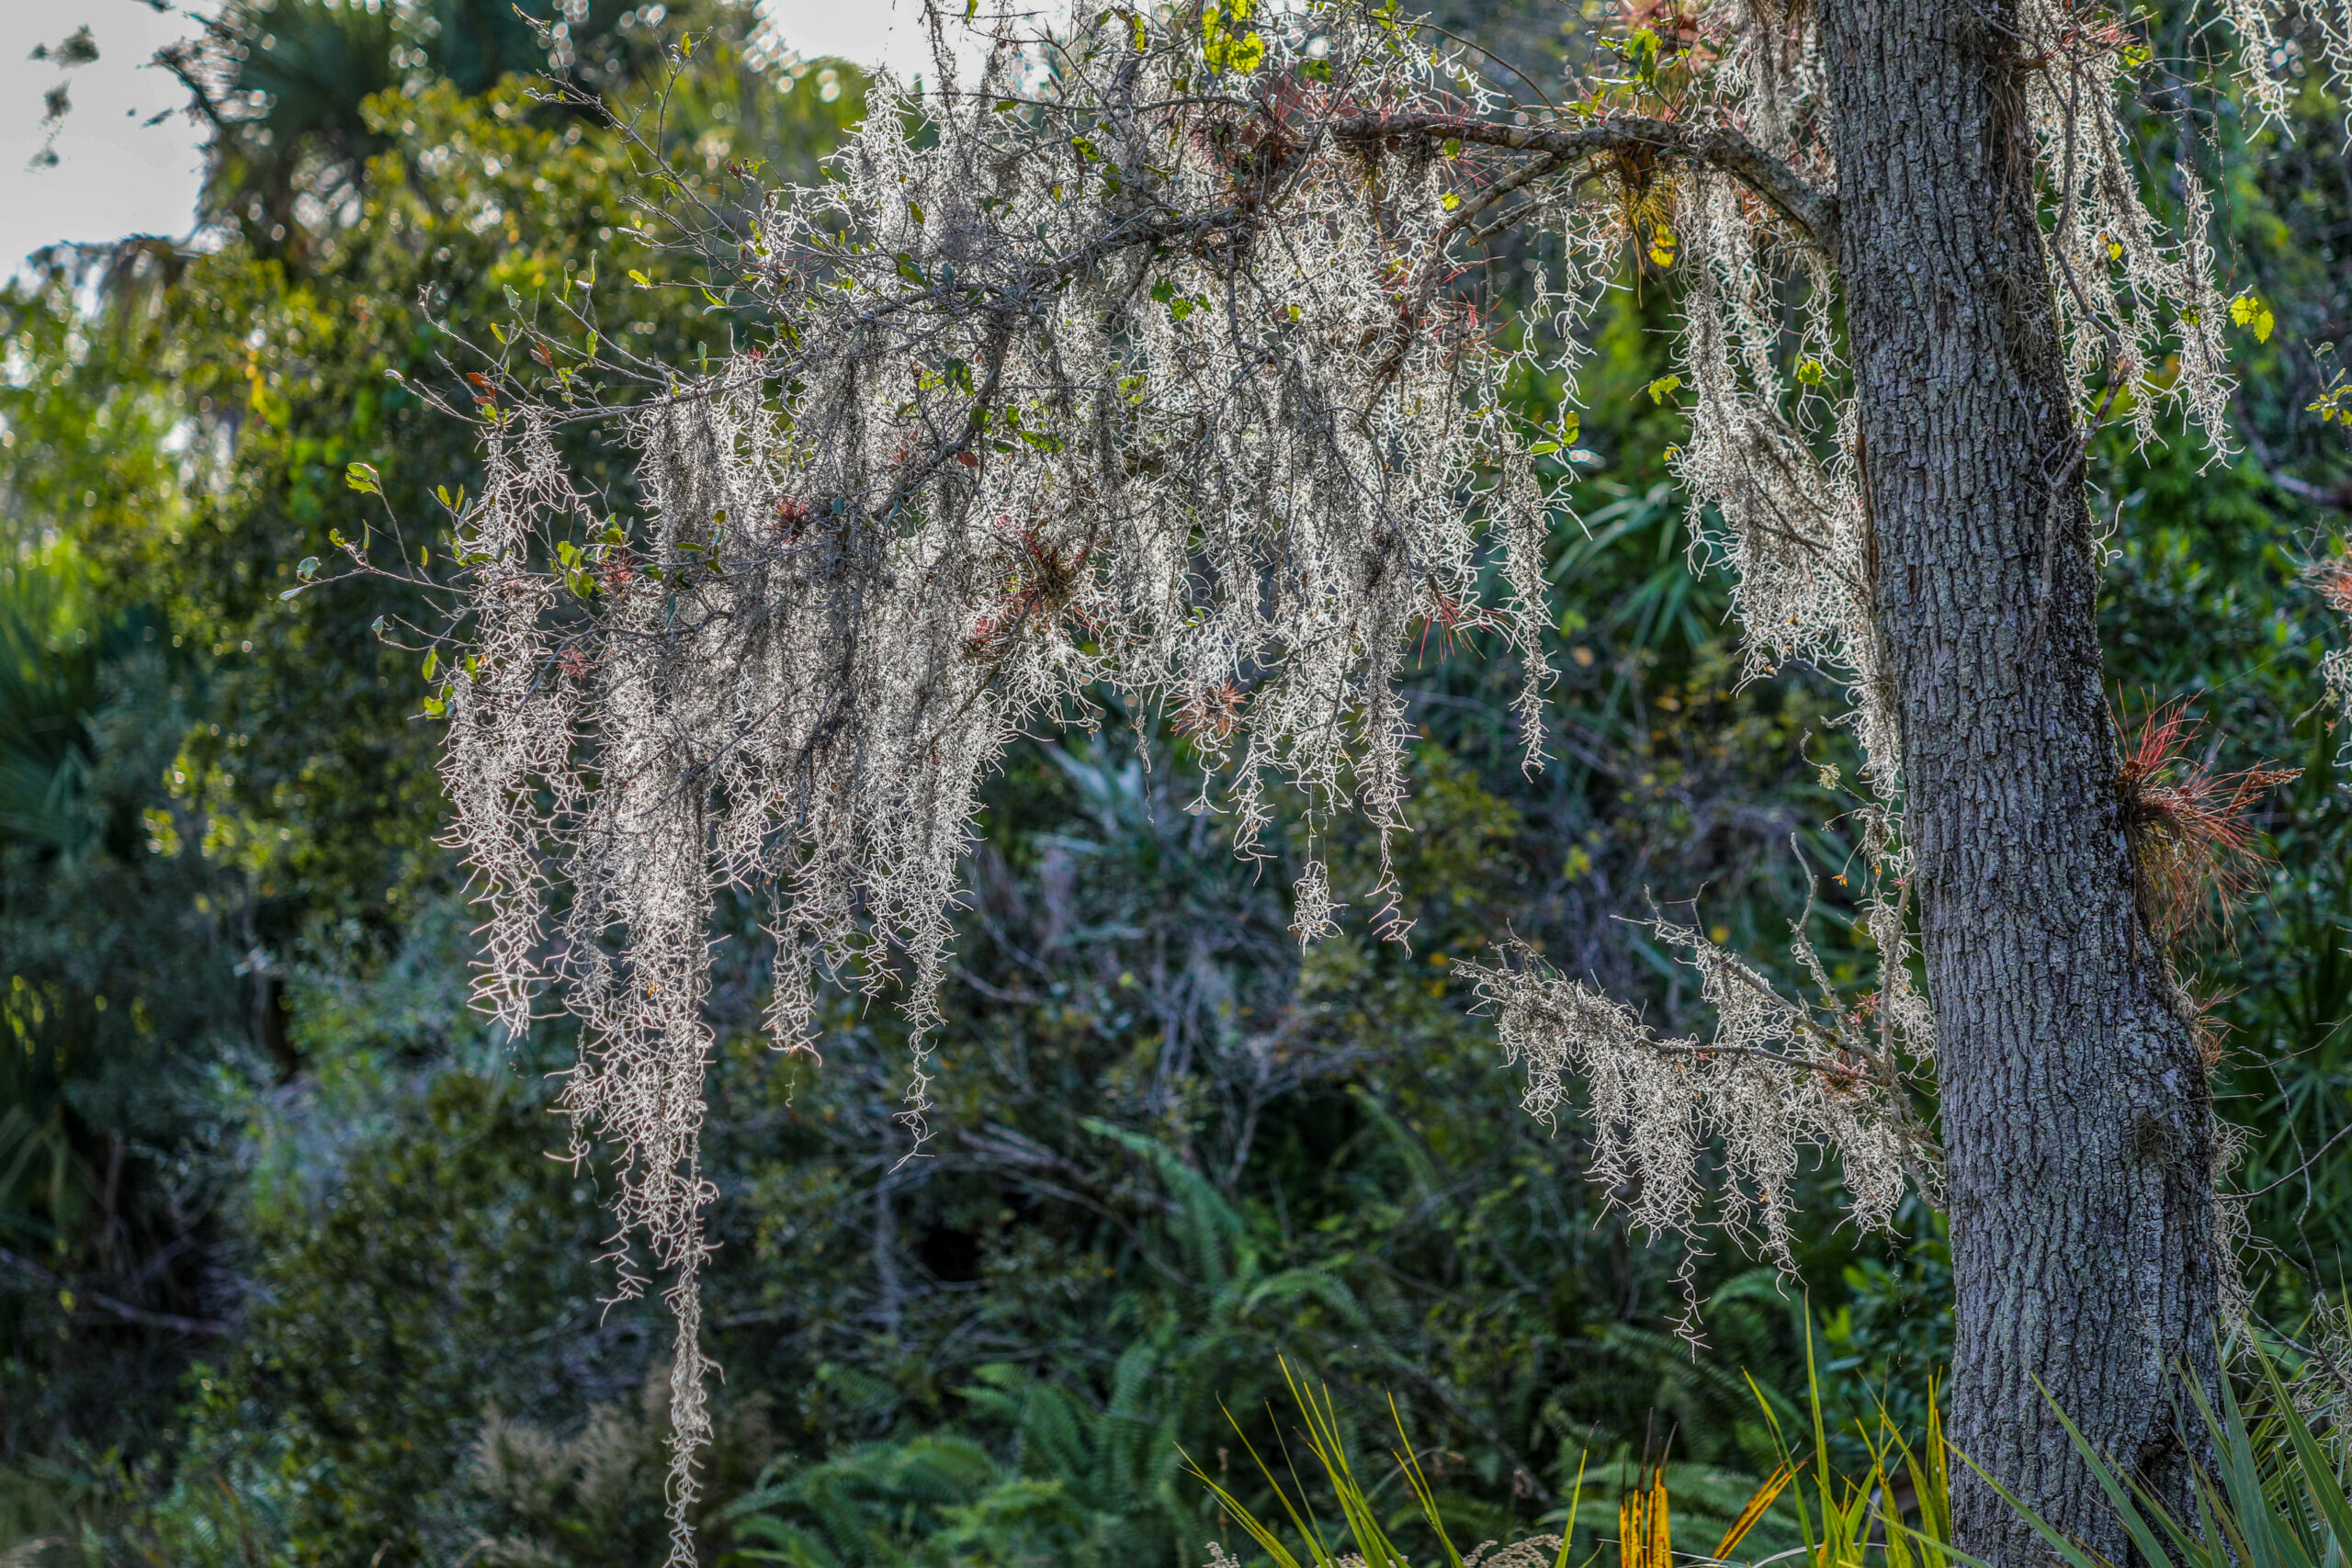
left=0, top=0, right=212, bottom=280
left=760, top=0, right=936, bottom=77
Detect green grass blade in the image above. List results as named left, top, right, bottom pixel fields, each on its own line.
left=1184, top=1450, right=1307, bottom=1568
left=1948, top=1440, right=2127, bottom=1568
left=1386, top=1393, right=1466, bottom=1568
left=2256, top=1350, right=2352, bottom=1561
left=1221, top=1401, right=1333, bottom=1567
left=1555, top=1450, right=1588, bottom=1568
left=2028, top=1377, right=2180, bottom=1568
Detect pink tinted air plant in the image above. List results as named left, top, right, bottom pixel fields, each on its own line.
left=2112, top=694, right=2298, bottom=951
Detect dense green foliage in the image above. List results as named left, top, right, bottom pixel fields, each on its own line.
left=1, top=1, right=2348, bottom=1562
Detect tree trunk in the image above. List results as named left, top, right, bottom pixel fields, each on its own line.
left=1817, top=0, right=2221, bottom=1560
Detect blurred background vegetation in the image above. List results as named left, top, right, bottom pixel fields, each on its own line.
left=0, top=0, right=2346, bottom=1562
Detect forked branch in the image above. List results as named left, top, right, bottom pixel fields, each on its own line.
left=1328, top=112, right=1842, bottom=254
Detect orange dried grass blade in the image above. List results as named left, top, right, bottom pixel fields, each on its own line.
left=1713, top=1462, right=1796, bottom=1561
left=1616, top=1468, right=1670, bottom=1568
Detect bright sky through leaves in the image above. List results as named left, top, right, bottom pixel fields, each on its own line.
left=0, top=0, right=922, bottom=278
left=0, top=0, right=209, bottom=278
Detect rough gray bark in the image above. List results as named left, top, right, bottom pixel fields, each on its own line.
left=1817, top=0, right=2221, bottom=1560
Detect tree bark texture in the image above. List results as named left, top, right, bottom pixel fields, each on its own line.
left=1817, top=0, right=2220, bottom=1561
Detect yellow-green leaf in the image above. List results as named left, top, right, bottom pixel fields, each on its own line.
left=2230, top=291, right=2274, bottom=344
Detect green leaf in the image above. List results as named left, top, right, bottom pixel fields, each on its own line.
left=909, top=199, right=924, bottom=225
left=2230, top=291, right=2275, bottom=344
left=628, top=269, right=650, bottom=287
left=1645, top=374, right=1683, bottom=404
left=1441, top=192, right=1460, bottom=211
left=423, top=649, right=439, bottom=681
left=1795, top=358, right=1826, bottom=387
left=298, top=557, right=320, bottom=580
left=422, top=694, right=447, bottom=717
left=345, top=461, right=381, bottom=495
left=1626, top=26, right=1660, bottom=82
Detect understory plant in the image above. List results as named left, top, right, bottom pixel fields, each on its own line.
left=1971, top=1345, right=2352, bottom=1568
left=1184, top=1358, right=1919, bottom=1568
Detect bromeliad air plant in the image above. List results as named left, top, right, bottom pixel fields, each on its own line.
left=306, top=0, right=2352, bottom=1555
